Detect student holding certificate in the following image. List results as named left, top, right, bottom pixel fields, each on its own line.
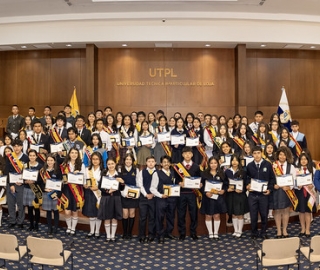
left=225, top=154, right=249, bottom=238
left=83, top=152, right=103, bottom=238
left=233, top=124, right=255, bottom=154
left=188, top=118, right=205, bottom=167
left=218, top=142, right=233, bottom=171
left=98, top=158, right=125, bottom=243
left=295, top=153, right=316, bottom=237
left=60, top=147, right=86, bottom=235
left=264, top=142, right=276, bottom=164
left=154, top=116, right=171, bottom=166
left=136, top=121, right=155, bottom=168
left=119, top=115, right=136, bottom=166
left=150, top=155, right=178, bottom=244
left=203, top=115, right=219, bottom=158
left=120, top=153, right=139, bottom=240
left=200, top=156, right=227, bottom=240
left=39, top=154, right=62, bottom=235
left=213, top=125, right=234, bottom=156
left=170, top=117, right=188, bottom=163
left=23, top=149, right=43, bottom=231
left=83, top=134, right=108, bottom=169
left=0, top=148, right=10, bottom=227
left=272, top=146, right=296, bottom=238
left=246, top=146, right=275, bottom=239
left=105, top=114, right=120, bottom=161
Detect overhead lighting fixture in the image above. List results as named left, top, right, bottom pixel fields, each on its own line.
left=122, top=44, right=128, bottom=47
left=154, top=43, right=172, bottom=48
left=21, top=46, right=27, bottom=49
left=66, top=44, right=72, bottom=47
left=310, top=46, right=316, bottom=49
left=260, top=44, right=266, bottom=47
left=205, top=44, right=211, bottom=47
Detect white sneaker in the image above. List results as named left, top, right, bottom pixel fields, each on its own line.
left=236, top=232, right=242, bottom=238
left=213, top=234, right=219, bottom=240
left=232, top=232, right=237, bottom=237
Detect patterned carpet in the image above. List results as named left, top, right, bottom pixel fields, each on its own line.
left=1, top=213, right=320, bottom=270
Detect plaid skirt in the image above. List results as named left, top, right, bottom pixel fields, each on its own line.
left=23, top=188, right=35, bottom=207
left=42, top=192, right=58, bottom=211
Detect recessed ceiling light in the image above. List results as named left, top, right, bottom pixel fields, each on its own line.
left=66, top=44, right=72, bottom=47
left=21, top=46, right=27, bottom=49
left=310, top=46, right=316, bottom=49
left=122, top=44, right=128, bottom=47
left=205, top=44, right=211, bottom=47
left=260, top=44, right=266, bottom=47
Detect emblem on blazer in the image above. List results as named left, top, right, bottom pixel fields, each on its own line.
left=263, top=167, right=267, bottom=172
left=216, top=176, right=220, bottom=180
left=132, top=172, right=135, bottom=176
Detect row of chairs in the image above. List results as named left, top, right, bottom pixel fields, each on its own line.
left=255, top=235, right=320, bottom=270
left=0, top=234, right=73, bottom=269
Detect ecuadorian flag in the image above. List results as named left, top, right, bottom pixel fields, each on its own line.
left=69, top=86, right=80, bottom=117
left=277, top=86, right=292, bottom=132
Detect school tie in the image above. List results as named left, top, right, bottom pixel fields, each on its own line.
left=186, top=164, right=191, bottom=170
left=78, top=130, right=81, bottom=136
left=148, top=169, right=153, bottom=175
left=256, top=163, right=260, bottom=170
left=36, top=134, right=40, bottom=144
left=303, top=167, right=307, bottom=197
left=58, top=128, right=61, bottom=135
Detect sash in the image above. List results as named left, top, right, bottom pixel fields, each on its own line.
left=188, top=129, right=207, bottom=171
left=60, top=164, right=84, bottom=209
left=173, top=163, right=202, bottom=209
left=26, top=164, right=43, bottom=209
left=88, top=169, right=102, bottom=209
left=233, top=137, right=245, bottom=150
left=8, top=152, right=24, bottom=173
left=77, top=135, right=87, bottom=146
left=157, top=127, right=172, bottom=157
left=84, top=146, right=94, bottom=161
left=135, top=123, right=141, bottom=133
left=206, top=126, right=216, bottom=144
left=269, top=131, right=279, bottom=144
left=0, top=187, right=6, bottom=204
left=273, top=161, right=298, bottom=209
left=289, top=134, right=302, bottom=157
left=251, top=135, right=259, bottom=145
left=106, top=127, right=120, bottom=164
left=120, top=126, right=137, bottom=162
left=50, top=128, right=63, bottom=143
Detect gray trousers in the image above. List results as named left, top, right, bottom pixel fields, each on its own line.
left=6, top=184, right=25, bottom=225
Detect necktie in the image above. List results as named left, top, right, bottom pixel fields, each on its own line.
left=256, top=163, right=260, bottom=170
left=58, top=128, right=61, bottom=135
left=281, top=164, right=283, bottom=173
left=148, top=169, right=153, bottom=175
left=186, top=164, right=191, bottom=170
left=36, top=134, right=40, bottom=143
left=78, top=130, right=81, bottom=136
left=303, top=168, right=307, bottom=197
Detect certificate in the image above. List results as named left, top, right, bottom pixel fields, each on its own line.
left=171, top=134, right=185, bottom=145
left=45, top=179, right=62, bottom=191
left=186, top=137, right=199, bottom=147
left=276, top=174, right=294, bottom=187
left=67, top=173, right=84, bottom=185
left=184, top=177, right=201, bottom=189
left=220, top=155, right=231, bottom=167
left=122, top=137, right=135, bottom=147
left=50, top=143, right=64, bottom=153
left=121, top=185, right=140, bottom=198
left=30, top=144, right=44, bottom=152
left=228, top=178, right=243, bottom=190
left=22, top=169, right=39, bottom=181
left=140, top=135, right=154, bottom=146
left=243, top=156, right=254, bottom=166
left=110, top=134, right=120, bottom=143
left=204, top=180, right=222, bottom=193
left=296, top=174, right=313, bottom=186
left=101, top=176, right=119, bottom=190
left=163, top=185, right=181, bottom=197
left=250, top=179, right=268, bottom=192
left=157, top=132, right=171, bottom=142
left=0, top=176, right=6, bottom=187
left=9, top=173, right=23, bottom=184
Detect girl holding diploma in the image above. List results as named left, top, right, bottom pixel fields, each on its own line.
left=23, top=149, right=43, bottom=231
left=119, top=115, right=136, bottom=166
left=272, top=146, right=296, bottom=238
left=83, top=152, right=103, bottom=238
left=218, top=142, right=233, bottom=171
left=255, top=122, right=272, bottom=149
left=136, top=121, right=155, bottom=168
left=98, top=158, right=125, bottom=242
left=40, top=154, right=62, bottom=235
left=225, top=154, right=248, bottom=238
left=170, top=117, right=187, bottom=163
left=189, top=117, right=205, bottom=166
left=105, top=114, right=119, bottom=161
left=83, top=134, right=108, bottom=169
left=60, top=147, right=86, bottom=235
left=200, top=156, right=227, bottom=240
left=0, top=147, right=11, bottom=227
left=295, top=153, right=316, bottom=237
left=203, top=115, right=219, bottom=158
left=154, top=116, right=170, bottom=166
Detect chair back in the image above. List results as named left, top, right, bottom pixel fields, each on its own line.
left=0, top=234, right=20, bottom=260
left=310, top=235, right=320, bottom=255
left=27, top=236, right=64, bottom=260
left=262, top=237, right=300, bottom=260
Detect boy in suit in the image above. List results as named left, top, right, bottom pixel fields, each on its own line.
left=6, top=105, right=24, bottom=139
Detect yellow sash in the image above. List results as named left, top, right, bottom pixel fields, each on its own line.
left=88, top=169, right=101, bottom=209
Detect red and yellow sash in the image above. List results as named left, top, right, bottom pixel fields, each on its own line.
left=7, top=152, right=24, bottom=173
left=206, top=126, right=216, bottom=143
left=60, top=164, right=84, bottom=209
left=269, top=131, right=278, bottom=144
left=157, top=127, right=172, bottom=157
left=50, top=128, right=63, bottom=143
left=289, top=134, right=302, bottom=157
left=105, top=127, right=120, bottom=164
left=251, top=135, right=259, bottom=145
left=233, top=137, right=245, bottom=150
left=173, top=163, right=202, bottom=209
left=273, top=161, right=298, bottom=210
left=188, top=129, right=207, bottom=171
left=84, top=146, right=94, bottom=161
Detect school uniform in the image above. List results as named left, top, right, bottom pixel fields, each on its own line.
left=255, top=133, right=273, bottom=149
left=0, top=156, right=7, bottom=209
left=6, top=114, right=24, bottom=139
left=170, top=128, right=188, bottom=163
left=32, top=132, right=50, bottom=152
left=175, top=161, right=201, bottom=237
left=137, top=131, right=155, bottom=165
left=203, top=125, right=218, bottom=158
left=291, top=131, right=307, bottom=149
left=83, top=146, right=108, bottom=169
left=150, top=168, right=177, bottom=239
left=119, top=126, right=135, bottom=165
left=246, top=159, right=275, bottom=238
left=104, top=128, right=119, bottom=160
left=120, top=166, right=139, bottom=209
left=154, top=126, right=170, bottom=165
left=189, top=128, right=205, bottom=166
left=23, top=162, right=43, bottom=207
left=78, top=128, right=91, bottom=146
left=92, top=130, right=112, bottom=151
left=49, top=127, right=68, bottom=144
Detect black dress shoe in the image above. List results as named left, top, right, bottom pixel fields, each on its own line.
left=299, top=232, right=305, bottom=237
left=191, top=234, right=198, bottom=240
left=158, top=238, right=164, bottom=244
left=305, top=234, right=311, bottom=238
left=53, top=227, right=58, bottom=234
left=179, top=235, right=186, bottom=241
left=34, top=223, right=39, bottom=231
left=276, top=235, right=282, bottom=239
left=28, top=225, right=34, bottom=231
left=47, top=228, right=53, bottom=235
left=251, top=235, right=257, bottom=239
left=9, top=223, right=16, bottom=228
left=147, top=237, right=154, bottom=243
left=87, top=232, right=94, bottom=238
left=166, top=234, right=177, bottom=239
left=18, top=224, right=24, bottom=229
left=139, top=237, right=146, bottom=243
left=283, top=234, right=289, bottom=238
left=261, top=235, right=269, bottom=239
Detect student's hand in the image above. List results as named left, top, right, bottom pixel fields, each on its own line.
left=246, top=184, right=251, bottom=191
left=91, top=186, right=98, bottom=191
left=45, top=188, right=51, bottom=192
left=10, top=186, right=15, bottom=193
left=235, top=189, right=242, bottom=194
left=74, top=170, right=80, bottom=174
left=218, top=190, right=225, bottom=195
left=58, top=151, right=63, bottom=156
left=109, top=189, right=115, bottom=194
left=42, top=149, right=48, bottom=154
left=263, top=189, right=270, bottom=195
left=174, top=144, right=179, bottom=148
left=227, top=188, right=234, bottom=192
left=307, top=184, right=313, bottom=190
left=83, top=184, right=89, bottom=189
left=146, top=194, right=154, bottom=200
left=199, top=183, right=203, bottom=188
left=179, top=182, right=184, bottom=188
left=282, top=186, right=290, bottom=191
left=16, top=182, right=22, bottom=186
left=298, top=185, right=303, bottom=189
left=206, top=192, right=212, bottom=198
left=116, top=177, right=124, bottom=184
left=162, top=194, right=168, bottom=199
left=274, top=184, right=280, bottom=190
left=146, top=144, right=152, bottom=148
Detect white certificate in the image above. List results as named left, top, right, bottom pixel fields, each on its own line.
left=9, top=173, right=23, bottom=184
left=276, top=174, right=294, bottom=187
left=204, top=180, right=222, bottom=192
left=110, top=134, right=120, bottom=143
left=250, top=179, right=268, bottom=192
left=29, top=144, right=44, bottom=152
left=123, top=137, right=135, bottom=147
left=50, top=143, right=64, bottom=153
left=157, top=132, right=171, bottom=142
left=184, top=177, right=201, bottom=189
left=163, top=185, right=181, bottom=197
left=121, top=185, right=140, bottom=198
left=101, top=176, right=119, bottom=190
left=0, top=176, right=7, bottom=187
left=45, top=179, right=62, bottom=191
left=244, top=156, right=254, bottom=166
left=220, top=155, right=231, bottom=167
left=22, top=169, right=39, bottom=181
left=296, top=174, right=313, bottom=186
left=140, top=135, right=154, bottom=146
left=171, top=134, right=185, bottom=145
left=67, top=173, right=84, bottom=185
left=186, top=137, right=199, bottom=147
left=229, top=178, right=244, bottom=190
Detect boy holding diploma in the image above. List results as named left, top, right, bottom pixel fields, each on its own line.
left=246, top=146, right=275, bottom=239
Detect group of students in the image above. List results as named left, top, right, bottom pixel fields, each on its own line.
left=0, top=104, right=319, bottom=243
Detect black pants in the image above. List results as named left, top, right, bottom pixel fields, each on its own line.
left=156, top=197, right=177, bottom=238
left=177, top=193, right=197, bottom=235
left=248, top=193, right=269, bottom=236
left=139, top=196, right=155, bottom=238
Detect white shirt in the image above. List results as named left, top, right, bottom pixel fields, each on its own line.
left=92, top=130, right=112, bottom=151
left=137, top=168, right=156, bottom=197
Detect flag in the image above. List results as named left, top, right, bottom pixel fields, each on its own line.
left=69, top=86, right=80, bottom=117
left=277, top=86, right=292, bottom=132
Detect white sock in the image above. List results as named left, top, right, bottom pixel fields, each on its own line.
left=0, top=210, right=2, bottom=227
left=105, top=223, right=111, bottom=239
left=232, top=218, right=238, bottom=233
left=95, top=219, right=102, bottom=234
left=205, top=220, right=213, bottom=235
left=268, top=209, right=273, bottom=216
left=89, top=218, right=96, bottom=234
left=111, top=223, right=117, bottom=239
left=71, top=217, right=78, bottom=231
left=238, top=219, right=244, bottom=234
left=214, top=220, right=220, bottom=235
left=65, top=217, right=72, bottom=229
